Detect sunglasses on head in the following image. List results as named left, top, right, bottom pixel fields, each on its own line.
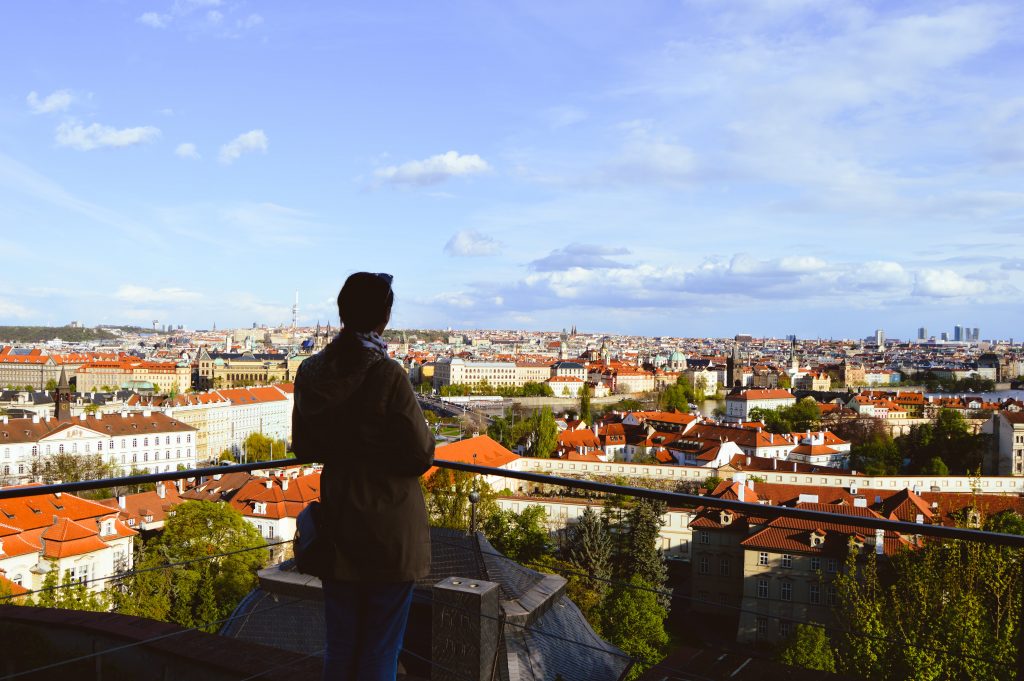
left=373, top=273, right=394, bottom=285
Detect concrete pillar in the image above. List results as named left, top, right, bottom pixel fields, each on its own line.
left=431, top=576, right=501, bottom=681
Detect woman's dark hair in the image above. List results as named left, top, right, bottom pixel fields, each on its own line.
left=337, top=272, right=394, bottom=332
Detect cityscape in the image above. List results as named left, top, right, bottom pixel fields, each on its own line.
left=3, top=1, right=1024, bottom=680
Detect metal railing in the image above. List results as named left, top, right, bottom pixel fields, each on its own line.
left=1, top=456, right=1023, bottom=680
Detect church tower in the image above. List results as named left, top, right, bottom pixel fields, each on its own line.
left=727, top=342, right=739, bottom=388
left=54, top=367, right=72, bottom=421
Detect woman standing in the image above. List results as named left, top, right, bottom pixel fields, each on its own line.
left=292, top=272, right=434, bottom=681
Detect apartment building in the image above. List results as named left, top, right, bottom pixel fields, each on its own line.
left=0, top=488, right=136, bottom=598
left=76, top=358, right=191, bottom=394
left=0, top=411, right=197, bottom=483
left=725, top=389, right=796, bottom=421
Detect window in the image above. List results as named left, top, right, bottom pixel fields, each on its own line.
left=132, top=453, right=137, bottom=463
left=780, top=582, right=792, bottom=601
left=187, top=434, right=191, bottom=443
left=782, top=554, right=792, bottom=569
left=757, top=579, right=768, bottom=599
left=699, top=530, right=710, bottom=545
left=809, top=583, right=821, bottom=604
left=758, top=551, right=769, bottom=566
left=810, top=557, right=821, bottom=571
left=827, top=559, right=838, bottom=574
left=59, top=444, right=64, bottom=454
left=132, top=438, right=137, bottom=447
left=17, top=464, right=23, bottom=475
left=97, top=441, right=102, bottom=451
left=827, top=585, right=838, bottom=606
left=779, top=620, right=792, bottom=638
left=719, top=558, right=730, bottom=576
left=31, top=446, right=38, bottom=456
left=699, top=556, right=709, bottom=574
left=143, top=453, right=148, bottom=462
left=165, top=436, right=171, bottom=445
left=756, top=617, right=768, bottom=638
left=143, top=437, right=148, bottom=447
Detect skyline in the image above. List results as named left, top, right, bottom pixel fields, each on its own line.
left=2, top=1, right=1023, bottom=337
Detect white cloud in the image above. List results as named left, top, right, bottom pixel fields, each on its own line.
left=27, top=89, right=73, bottom=114
left=444, top=230, right=502, bottom=257
left=375, top=151, right=491, bottom=186
left=115, top=285, right=203, bottom=304
left=913, top=269, right=988, bottom=298
left=206, top=10, right=223, bottom=25
left=239, top=13, right=263, bottom=29
left=137, top=12, right=171, bottom=28
left=55, top=120, right=160, bottom=150
left=530, top=243, right=631, bottom=271
left=218, top=129, right=268, bottom=164
left=175, top=142, right=200, bottom=159
left=0, top=298, right=32, bottom=318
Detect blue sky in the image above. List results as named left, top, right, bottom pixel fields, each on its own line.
left=1, top=0, right=1023, bottom=340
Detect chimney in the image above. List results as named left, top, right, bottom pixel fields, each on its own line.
left=281, top=478, right=289, bottom=491
left=32, top=415, right=39, bottom=424
left=792, top=462, right=798, bottom=472
left=875, top=528, right=885, bottom=555
left=118, top=495, right=126, bottom=509
left=157, top=482, right=166, bottom=499
left=772, top=458, right=777, bottom=470
left=745, top=456, right=751, bottom=466
left=265, top=480, right=273, bottom=489
left=738, top=482, right=745, bottom=502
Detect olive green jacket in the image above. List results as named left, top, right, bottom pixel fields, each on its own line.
left=292, top=333, right=434, bottom=582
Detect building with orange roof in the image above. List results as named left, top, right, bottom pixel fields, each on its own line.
left=0, top=410, right=197, bottom=484
left=725, top=389, right=796, bottom=421
left=0, top=487, right=136, bottom=598
left=97, top=480, right=183, bottom=532
left=432, top=435, right=524, bottom=491
left=75, top=358, right=191, bottom=394
left=0, top=346, right=121, bottom=391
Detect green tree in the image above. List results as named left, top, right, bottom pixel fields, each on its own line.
left=598, top=576, right=669, bottom=681
left=619, top=499, right=670, bottom=611
left=579, top=382, right=592, bottom=426
left=482, top=505, right=549, bottom=563
left=833, top=532, right=1020, bottom=680
left=242, top=432, right=287, bottom=462
left=111, top=500, right=266, bottom=632
left=422, top=471, right=498, bottom=532
left=777, top=624, right=836, bottom=672
left=32, top=563, right=107, bottom=611
left=44, top=378, right=58, bottom=392
left=849, top=430, right=901, bottom=475
left=565, top=506, right=613, bottom=600
left=523, top=407, right=558, bottom=458
left=919, top=456, right=949, bottom=475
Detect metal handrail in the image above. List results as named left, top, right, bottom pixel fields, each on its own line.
left=3, top=457, right=1024, bottom=548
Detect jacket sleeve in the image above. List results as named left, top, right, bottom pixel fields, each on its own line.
left=382, top=367, right=435, bottom=477
left=291, top=365, right=320, bottom=464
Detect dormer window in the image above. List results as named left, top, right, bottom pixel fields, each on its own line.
left=967, top=509, right=981, bottom=528
left=719, top=510, right=734, bottom=526
left=254, top=502, right=267, bottom=515
left=100, top=519, right=115, bottom=536
left=810, top=529, right=825, bottom=547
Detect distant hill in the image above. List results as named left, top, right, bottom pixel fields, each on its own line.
left=0, top=326, right=118, bottom=343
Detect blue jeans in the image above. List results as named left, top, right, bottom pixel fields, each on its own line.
left=322, top=579, right=415, bottom=681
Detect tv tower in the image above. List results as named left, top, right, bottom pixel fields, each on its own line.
left=291, top=290, right=299, bottom=329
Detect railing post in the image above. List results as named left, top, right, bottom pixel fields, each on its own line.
left=432, top=576, right=500, bottom=681
left=1017, top=554, right=1024, bottom=681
